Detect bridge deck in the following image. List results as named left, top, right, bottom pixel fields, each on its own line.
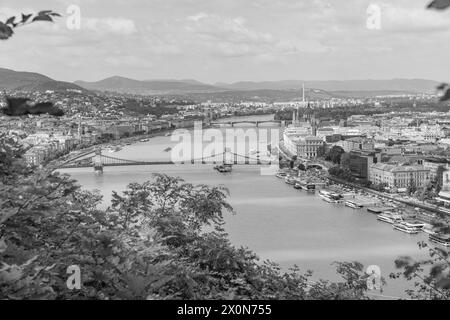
left=57, top=149, right=276, bottom=169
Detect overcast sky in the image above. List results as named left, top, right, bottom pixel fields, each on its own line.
left=1, top=0, right=449, bottom=83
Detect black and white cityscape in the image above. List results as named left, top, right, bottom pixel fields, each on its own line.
left=1, top=0, right=450, bottom=304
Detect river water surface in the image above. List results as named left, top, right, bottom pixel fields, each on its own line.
left=60, top=114, right=429, bottom=298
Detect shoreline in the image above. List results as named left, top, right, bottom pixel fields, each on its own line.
left=327, top=175, right=450, bottom=218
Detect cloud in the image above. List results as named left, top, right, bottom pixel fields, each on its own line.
left=83, top=17, right=137, bottom=35
left=105, top=55, right=153, bottom=67
left=380, top=2, right=450, bottom=33
left=186, top=13, right=274, bottom=45
left=1, top=0, right=450, bottom=83
left=184, top=12, right=329, bottom=57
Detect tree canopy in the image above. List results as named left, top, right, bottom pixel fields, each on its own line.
left=1, top=3, right=450, bottom=300
left=1, top=133, right=379, bottom=299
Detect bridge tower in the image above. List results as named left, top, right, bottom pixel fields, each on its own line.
left=93, top=148, right=103, bottom=173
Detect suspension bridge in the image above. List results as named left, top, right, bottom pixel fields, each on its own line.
left=57, top=148, right=276, bottom=172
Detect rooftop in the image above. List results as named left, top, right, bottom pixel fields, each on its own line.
left=370, top=163, right=429, bottom=173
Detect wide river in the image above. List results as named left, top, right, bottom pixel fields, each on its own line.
left=60, top=114, right=429, bottom=298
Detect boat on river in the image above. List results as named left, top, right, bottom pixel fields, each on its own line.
left=345, top=200, right=363, bottom=209
left=285, top=176, right=297, bottom=185
left=214, top=164, right=232, bottom=173
left=377, top=212, right=403, bottom=224
left=106, top=146, right=122, bottom=153
left=422, top=226, right=436, bottom=235
left=322, top=196, right=339, bottom=203
left=319, top=190, right=342, bottom=203
left=276, top=171, right=288, bottom=179
left=401, top=221, right=426, bottom=230
left=429, top=233, right=450, bottom=247
left=294, top=180, right=316, bottom=192
left=393, top=222, right=421, bottom=234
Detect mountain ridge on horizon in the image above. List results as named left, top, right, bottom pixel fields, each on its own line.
left=75, top=74, right=439, bottom=94
left=74, top=75, right=224, bottom=94
left=213, top=79, right=440, bottom=92
left=0, top=68, right=89, bottom=93
left=0, top=67, right=440, bottom=96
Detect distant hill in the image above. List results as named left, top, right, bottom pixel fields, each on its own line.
left=330, top=90, right=419, bottom=98
left=78, top=76, right=437, bottom=98
left=0, top=68, right=88, bottom=93
left=1, top=68, right=439, bottom=98
left=215, top=79, right=440, bottom=94
left=75, top=76, right=224, bottom=94
left=185, top=88, right=338, bottom=103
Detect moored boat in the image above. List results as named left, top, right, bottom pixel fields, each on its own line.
left=377, top=212, right=403, bottom=224
left=319, top=190, right=331, bottom=197
left=276, top=171, right=288, bottom=179
left=294, top=182, right=303, bottom=190
left=214, top=164, right=232, bottom=173
left=319, top=190, right=342, bottom=202
left=305, top=183, right=316, bottom=193
left=345, top=200, right=363, bottom=209
left=393, top=222, right=420, bottom=234
left=322, top=196, right=339, bottom=203
left=377, top=214, right=395, bottom=224
left=106, top=146, right=122, bottom=153
left=429, top=233, right=450, bottom=247
left=295, top=180, right=316, bottom=192
left=285, top=176, right=297, bottom=185
left=401, top=221, right=425, bottom=230
left=422, top=226, right=436, bottom=235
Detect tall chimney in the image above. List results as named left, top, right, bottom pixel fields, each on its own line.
left=302, top=83, right=305, bottom=103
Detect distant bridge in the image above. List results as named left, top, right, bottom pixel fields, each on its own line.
left=57, top=148, right=276, bottom=172
left=210, top=120, right=286, bottom=127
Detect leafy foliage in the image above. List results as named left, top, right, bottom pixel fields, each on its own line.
left=427, top=0, right=450, bottom=10
left=328, top=165, right=355, bottom=182
left=0, top=10, right=60, bottom=40
left=391, top=242, right=450, bottom=300
left=0, top=134, right=377, bottom=299
left=2, top=98, right=64, bottom=117
left=1, top=1, right=449, bottom=300
left=325, top=146, right=345, bottom=164
left=436, top=84, right=450, bottom=102
left=426, top=3, right=450, bottom=101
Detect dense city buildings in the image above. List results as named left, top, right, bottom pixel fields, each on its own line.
left=369, top=163, right=431, bottom=191
left=2, top=86, right=450, bottom=199
left=347, top=150, right=381, bottom=181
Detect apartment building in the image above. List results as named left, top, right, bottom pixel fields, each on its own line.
left=369, top=163, right=430, bottom=189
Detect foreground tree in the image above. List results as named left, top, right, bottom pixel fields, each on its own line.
left=0, top=133, right=380, bottom=299
left=391, top=242, right=450, bottom=300
left=2, top=2, right=449, bottom=300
